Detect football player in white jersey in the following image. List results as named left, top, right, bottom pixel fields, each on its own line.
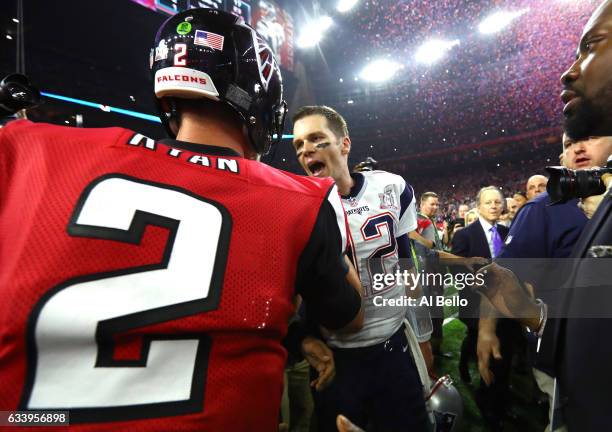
left=292, top=106, right=430, bottom=432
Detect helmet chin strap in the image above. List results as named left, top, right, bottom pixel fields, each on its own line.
left=262, top=100, right=288, bottom=164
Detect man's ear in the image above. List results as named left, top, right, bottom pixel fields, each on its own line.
left=341, top=136, right=351, bottom=155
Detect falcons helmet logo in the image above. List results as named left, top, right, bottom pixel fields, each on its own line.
left=252, top=33, right=277, bottom=92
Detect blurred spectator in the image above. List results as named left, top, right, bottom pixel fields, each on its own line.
left=526, top=175, right=549, bottom=200
left=513, top=192, right=528, bottom=210
left=465, top=208, right=479, bottom=226
left=501, top=197, right=519, bottom=227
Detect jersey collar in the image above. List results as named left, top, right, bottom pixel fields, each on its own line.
left=160, top=139, right=242, bottom=157
left=341, top=172, right=366, bottom=199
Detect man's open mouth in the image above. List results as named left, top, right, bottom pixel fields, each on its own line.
left=308, top=161, right=326, bottom=176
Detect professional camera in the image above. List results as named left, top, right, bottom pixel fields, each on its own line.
left=0, top=74, right=40, bottom=118
left=546, top=156, right=612, bottom=202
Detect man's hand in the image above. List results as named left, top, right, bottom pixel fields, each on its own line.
left=336, top=415, right=365, bottom=432
left=462, top=256, right=489, bottom=272
left=476, top=263, right=541, bottom=330
left=477, top=329, right=501, bottom=386
left=301, top=336, right=335, bottom=391
left=580, top=172, right=611, bottom=218
left=580, top=194, right=605, bottom=218
left=409, top=230, right=434, bottom=249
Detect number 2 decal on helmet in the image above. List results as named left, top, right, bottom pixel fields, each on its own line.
left=174, top=43, right=187, bottom=66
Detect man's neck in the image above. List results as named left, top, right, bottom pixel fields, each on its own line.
left=335, top=170, right=355, bottom=196
left=479, top=216, right=496, bottom=227
left=176, top=110, right=251, bottom=158
left=421, top=212, right=434, bottom=220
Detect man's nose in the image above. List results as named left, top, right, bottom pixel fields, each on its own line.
left=560, top=61, right=580, bottom=87
left=573, top=141, right=586, bottom=154
left=302, top=141, right=316, bottom=156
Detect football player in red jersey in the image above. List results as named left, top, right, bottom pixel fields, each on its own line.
left=0, top=9, right=363, bottom=431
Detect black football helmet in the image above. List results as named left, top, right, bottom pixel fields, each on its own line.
left=150, top=8, right=286, bottom=155
left=0, top=74, right=40, bottom=118
left=353, top=157, right=379, bottom=172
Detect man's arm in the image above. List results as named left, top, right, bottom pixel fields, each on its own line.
left=477, top=299, right=500, bottom=386
left=437, top=249, right=489, bottom=271
left=450, top=227, right=469, bottom=257
left=409, top=230, right=434, bottom=249
left=476, top=263, right=544, bottom=332
left=340, top=255, right=364, bottom=333
left=295, top=192, right=364, bottom=334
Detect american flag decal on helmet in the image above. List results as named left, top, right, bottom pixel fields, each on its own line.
left=253, top=33, right=277, bottom=92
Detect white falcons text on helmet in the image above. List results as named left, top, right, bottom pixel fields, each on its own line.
left=154, top=67, right=220, bottom=100
left=252, top=31, right=277, bottom=92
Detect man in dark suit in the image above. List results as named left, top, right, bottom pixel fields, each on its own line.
left=477, top=2, right=612, bottom=429
left=452, top=186, right=517, bottom=429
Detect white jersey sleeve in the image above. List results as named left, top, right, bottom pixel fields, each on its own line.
left=397, top=180, right=417, bottom=237
left=326, top=183, right=348, bottom=252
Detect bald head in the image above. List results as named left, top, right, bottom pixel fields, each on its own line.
left=526, top=175, right=548, bottom=200
left=583, top=0, right=612, bottom=37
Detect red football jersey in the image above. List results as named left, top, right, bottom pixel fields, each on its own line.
left=0, top=120, right=348, bottom=431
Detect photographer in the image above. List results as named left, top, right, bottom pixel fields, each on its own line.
left=479, top=1, right=612, bottom=428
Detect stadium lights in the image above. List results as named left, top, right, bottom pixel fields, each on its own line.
left=478, top=9, right=529, bottom=35
left=337, top=0, right=359, bottom=13
left=296, top=16, right=333, bottom=49
left=360, top=59, right=402, bottom=82
left=414, top=39, right=460, bottom=65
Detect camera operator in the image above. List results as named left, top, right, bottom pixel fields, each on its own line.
left=478, top=1, right=612, bottom=429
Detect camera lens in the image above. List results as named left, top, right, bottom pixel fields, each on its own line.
left=546, top=166, right=606, bottom=202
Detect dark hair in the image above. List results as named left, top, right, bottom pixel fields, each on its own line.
left=292, top=105, right=349, bottom=138
left=513, top=191, right=527, bottom=199
left=420, top=192, right=439, bottom=203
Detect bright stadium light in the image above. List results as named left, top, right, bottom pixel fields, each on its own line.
left=337, top=0, right=359, bottom=13
left=360, top=59, right=402, bottom=82
left=478, top=9, right=529, bottom=35
left=414, top=39, right=460, bottom=65
left=296, top=16, right=333, bottom=48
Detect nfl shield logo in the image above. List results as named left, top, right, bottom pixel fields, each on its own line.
left=348, top=197, right=359, bottom=207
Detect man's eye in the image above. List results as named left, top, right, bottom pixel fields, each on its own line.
left=585, top=38, right=602, bottom=52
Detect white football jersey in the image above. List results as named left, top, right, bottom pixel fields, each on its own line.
left=326, top=170, right=418, bottom=348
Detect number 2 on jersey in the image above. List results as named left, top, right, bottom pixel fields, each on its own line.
left=360, top=213, right=397, bottom=294
left=21, top=175, right=231, bottom=423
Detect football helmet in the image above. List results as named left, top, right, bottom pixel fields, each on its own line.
left=0, top=74, right=40, bottom=118
left=353, top=157, right=378, bottom=172
left=427, top=375, right=463, bottom=432
left=150, top=8, right=286, bottom=155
